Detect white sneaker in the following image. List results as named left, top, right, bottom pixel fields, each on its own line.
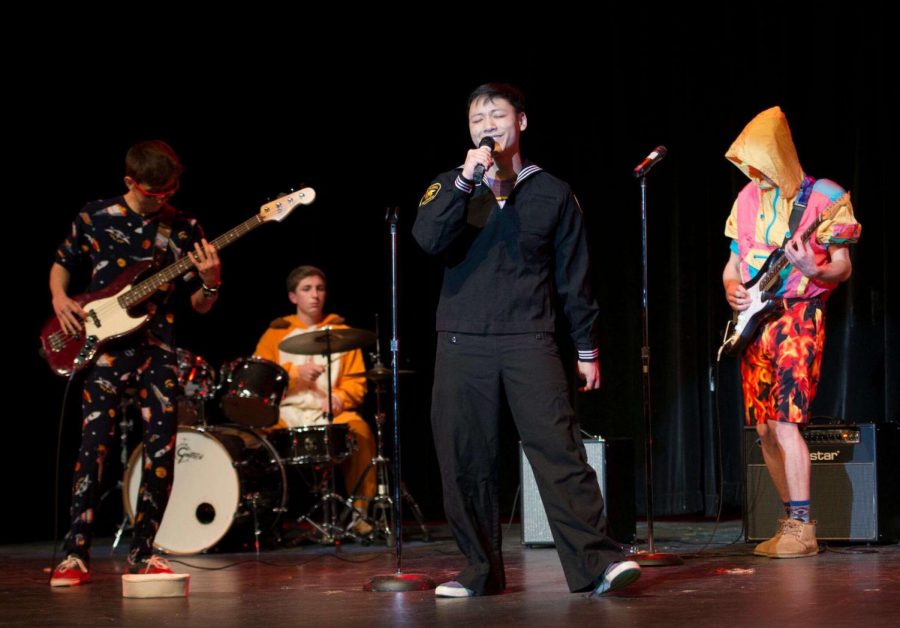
left=435, top=580, right=475, bottom=598
left=122, top=556, right=190, bottom=598
left=591, top=560, right=641, bottom=596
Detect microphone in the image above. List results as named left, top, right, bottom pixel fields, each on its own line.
left=632, top=145, right=668, bottom=178
left=472, top=136, right=496, bottom=184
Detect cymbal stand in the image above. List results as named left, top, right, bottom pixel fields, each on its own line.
left=367, top=314, right=394, bottom=542
left=348, top=377, right=429, bottom=544
left=349, top=319, right=429, bottom=543
left=295, top=332, right=363, bottom=545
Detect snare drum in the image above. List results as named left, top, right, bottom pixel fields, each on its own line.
left=220, top=357, right=288, bottom=427
left=123, top=425, right=286, bottom=554
left=268, top=424, right=356, bottom=465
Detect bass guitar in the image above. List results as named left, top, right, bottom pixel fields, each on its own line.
left=40, top=188, right=316, bottom=375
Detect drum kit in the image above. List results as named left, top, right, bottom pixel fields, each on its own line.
left=114, top=326, right=423, bottom=555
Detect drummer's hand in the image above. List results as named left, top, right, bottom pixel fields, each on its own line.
left=321, top=394, right=343, bottom=416
left=284, top=362, right=302, bottom=394
left=297, top=363, right=325, bottom=383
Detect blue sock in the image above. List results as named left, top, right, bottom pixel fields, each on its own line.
left=787, top=500, right=810, bottom=523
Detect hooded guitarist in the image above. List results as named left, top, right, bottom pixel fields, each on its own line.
left=722, top=107, right=860, bottom=559
left=47, top=140, right=220, bottom=595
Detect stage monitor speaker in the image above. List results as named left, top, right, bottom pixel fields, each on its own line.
left=744, top=423, right=900, bottom=542
left=520, top=438, right=635, bottom=546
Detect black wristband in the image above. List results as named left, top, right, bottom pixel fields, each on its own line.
left=201, top=282, right=220, bottom=297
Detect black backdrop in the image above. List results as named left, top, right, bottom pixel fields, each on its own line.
left=5, top=8, right=893, bottom=544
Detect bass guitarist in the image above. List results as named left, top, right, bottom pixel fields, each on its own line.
left=47, top=140, right=220, bottom=595
left=721, top=107, right=860, bottom=559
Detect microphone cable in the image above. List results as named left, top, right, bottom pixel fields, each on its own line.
left=47, top=370, right=79, bottom=583
left=678, top=341, right=744, bottom=557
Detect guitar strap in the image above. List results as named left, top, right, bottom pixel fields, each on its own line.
left=783, top=176, right=816, bottom=245
left=152, top=203, right=176, bottom=269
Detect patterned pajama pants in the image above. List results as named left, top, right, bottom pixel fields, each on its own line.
left=64, top=342, right=179, bottom=564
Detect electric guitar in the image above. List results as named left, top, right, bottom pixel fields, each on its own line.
left=719, top=192, right=847, bottom=357
left=40, top=188, right=316, bottom=376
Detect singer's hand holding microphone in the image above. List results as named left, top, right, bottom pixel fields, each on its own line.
left=464, top=137, right=496, bottom=182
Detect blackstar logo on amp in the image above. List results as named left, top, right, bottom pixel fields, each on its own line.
left=810, top=450, right=840, bottom=461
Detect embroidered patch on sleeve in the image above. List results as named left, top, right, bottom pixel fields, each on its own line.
left=419, top=183, right=441, bottom=207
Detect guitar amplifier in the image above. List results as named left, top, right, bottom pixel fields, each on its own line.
left=744, top=423, right=900, bottom=542
left=520, top=438, right=635, bottom=546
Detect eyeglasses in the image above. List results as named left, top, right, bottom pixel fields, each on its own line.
left=133, top=179, right=180, bottom=199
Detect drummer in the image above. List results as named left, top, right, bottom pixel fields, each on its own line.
left=254, top=265, right=376, bottom=535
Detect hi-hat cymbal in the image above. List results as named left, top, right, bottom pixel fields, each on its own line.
left=345, top=365, right=416, bottom=381
left=278, top=327, right=376, bottom=355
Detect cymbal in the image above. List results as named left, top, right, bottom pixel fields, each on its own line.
left=345, top=365, right=415, bottom=381
left=278, top=327, right=376, bottom=355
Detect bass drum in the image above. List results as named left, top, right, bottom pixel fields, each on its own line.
left=123, top=425, right=286, bottom=554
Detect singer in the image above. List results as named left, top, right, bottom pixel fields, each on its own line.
left=722, top=107, right=861, bottom=558
left=413, top=83, right=640, bottom=598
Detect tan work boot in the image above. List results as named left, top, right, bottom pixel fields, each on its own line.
left=352, top=518, right=374, bottom=536
left=754, top=518, right=788, bottom=557
left=768, top=519, right=818, bottom=558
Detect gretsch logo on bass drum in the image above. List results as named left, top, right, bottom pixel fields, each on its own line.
left=176, top=442, right=204, bottom=463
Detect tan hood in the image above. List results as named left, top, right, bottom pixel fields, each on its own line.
left=725, top=106, right=804, bottom=199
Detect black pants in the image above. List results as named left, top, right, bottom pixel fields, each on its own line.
left=431, top=332, right=624, bottom=594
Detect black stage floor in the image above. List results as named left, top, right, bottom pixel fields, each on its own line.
left=2, top=520, right=898, bottom=627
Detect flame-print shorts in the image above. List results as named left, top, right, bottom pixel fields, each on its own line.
left=740, top=299, right=825, bottom=425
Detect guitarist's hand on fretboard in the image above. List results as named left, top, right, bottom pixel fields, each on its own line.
left=188, top=239, right=222, bottom=287
left=783, top=238, right=819, bottom=278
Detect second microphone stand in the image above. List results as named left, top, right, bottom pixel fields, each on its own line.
left=631, top=167, right=682, bottom=567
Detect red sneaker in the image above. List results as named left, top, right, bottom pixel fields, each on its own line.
left=50, top=555, right=90, bottom=587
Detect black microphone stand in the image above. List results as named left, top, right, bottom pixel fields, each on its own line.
left=631, top=161, right=682, bottom=567
left=366, top=207, right=435, bottom=592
